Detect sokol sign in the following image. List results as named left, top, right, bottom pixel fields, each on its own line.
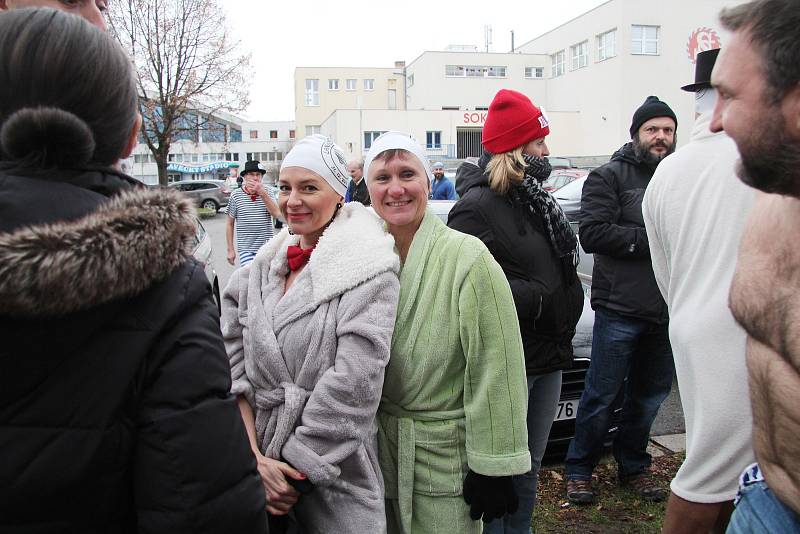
left=462, top=112, right=487, bottom=126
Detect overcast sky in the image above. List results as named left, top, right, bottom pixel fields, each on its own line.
left=222, top=0, right=609, bottom=122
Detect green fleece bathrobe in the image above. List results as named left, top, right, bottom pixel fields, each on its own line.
left=378, top=210, right=531, bottom=534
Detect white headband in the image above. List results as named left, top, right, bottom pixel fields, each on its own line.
left=280, top=134, right=349, bottom=196
left=364, top=131, right=434, bottom=184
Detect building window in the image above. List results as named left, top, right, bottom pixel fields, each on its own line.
left=551, top=50, right=565, bottom=77
left=289, top=129, right=295, bottom=139
left=304, top=79, right=320, bottom=106
left=249, top=129, right=258, bottom=139
left=597, top=29, right=617, bottom=61
left=571, top=41, right=589, bottom=70
left=407, top=74, right=414, bottom=87
left=525, top=66, right=544, bottom=79
left=269, top=130, right=278, bottom=139
left=364, top=131, right=386, bottom=150
left=445, top=65, right=507, bottom=78
left=631, top=25, right=659, bottom=55
left=305, top=125, right=321, bottom=136
left=364, top=79, right=375, bottom=90
left=328, top=79, right=339, bottom=90
left=388, top=89, right=397, bottom=110
left=346, top=78, right=357, bottom=91
left=442, top=106, right=460, bottom=111
left=426, top=131, right=442, bottom=150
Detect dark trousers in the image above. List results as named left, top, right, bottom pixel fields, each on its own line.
left=565, top=306, right=674, bottom=480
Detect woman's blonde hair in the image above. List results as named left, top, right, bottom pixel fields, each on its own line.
left=486, top=147, right=526, bottom=195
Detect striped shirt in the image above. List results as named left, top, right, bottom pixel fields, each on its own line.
left=228, top=188, right=275, bottom=264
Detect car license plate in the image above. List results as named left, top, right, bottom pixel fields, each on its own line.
left=555, top=400, right=577, bottom=421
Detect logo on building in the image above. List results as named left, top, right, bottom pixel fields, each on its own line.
left=686, top=27, right=722, bottom=64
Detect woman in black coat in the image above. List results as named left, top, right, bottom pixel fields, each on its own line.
left=448, top=89, right=584, bottom=534
left=0, top=9, right=266, bottom=533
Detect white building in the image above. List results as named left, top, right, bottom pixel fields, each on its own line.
left=127, top=114, right=295, bottom=185
left=515, top=0, right=737, bottom=157
left=306, top=0, right=740, bottom=163
left=294, top=64, right=406, bottom=140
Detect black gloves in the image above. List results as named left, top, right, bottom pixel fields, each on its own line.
left=462, top=470, right=519, bottom=521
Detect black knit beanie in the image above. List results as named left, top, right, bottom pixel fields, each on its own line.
left=629, top=96, right=677, bottom=137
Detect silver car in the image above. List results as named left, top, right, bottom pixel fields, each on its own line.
left=189, top=217, right=221, bottom=314
left=170, top=179, right=230, bottom=212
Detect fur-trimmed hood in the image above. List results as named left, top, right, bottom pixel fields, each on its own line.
left=254, top=202, right=399, bottom=305
left=0, top=187, right=197, bottom=317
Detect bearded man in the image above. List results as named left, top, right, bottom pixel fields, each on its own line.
left=565, top=96, right=677, bottom=505
left=708, top=0, right=800, bottom=531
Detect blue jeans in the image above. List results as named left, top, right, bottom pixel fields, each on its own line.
left=483, top=371, right=562, bottom=534
left=727, top=478, right=800, bottom=533
left=565, top=306, right=673, bottom=480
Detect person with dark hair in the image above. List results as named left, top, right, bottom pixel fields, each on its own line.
left=643, top=48, right=755, bottom=534
left=448, top=89, right=584, bottom=534
left=564, top=96, right=677, bottom=505
left=708, top=1, right=800, bottom=532
left=0, top=0, right=107, bottom=29
left=0, top=8, right=267, bottom=533
left=365, top=132, right=531, bottom=534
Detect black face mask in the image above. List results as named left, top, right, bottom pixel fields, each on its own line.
left=521, top=153, right=552, bottom=182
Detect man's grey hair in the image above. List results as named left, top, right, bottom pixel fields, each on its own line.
left=349, top=157, right=364, bottom=170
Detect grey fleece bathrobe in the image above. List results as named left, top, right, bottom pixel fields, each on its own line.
left=222, top=203, right=400, bottom=534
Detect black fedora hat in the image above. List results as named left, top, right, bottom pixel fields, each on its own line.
left=240, top=160, right=266, bottom=176
left=682, top=48, right=721, bottom=92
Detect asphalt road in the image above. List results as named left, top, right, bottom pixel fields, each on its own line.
left=201, top=211, right=685, bottom=436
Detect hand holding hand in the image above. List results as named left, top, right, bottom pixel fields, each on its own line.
left=254, top=454, right=306, bottom=515
left=462, top=470, right=519, bottom=521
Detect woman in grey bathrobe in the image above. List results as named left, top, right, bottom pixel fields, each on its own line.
left=222, top=135, right=400, bottom=534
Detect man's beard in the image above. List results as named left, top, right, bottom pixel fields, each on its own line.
left=736, top=114, right=800, bottom=197
left=633, top=134, right=676, bottom=167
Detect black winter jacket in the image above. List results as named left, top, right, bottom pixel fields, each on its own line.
left=579, top=143, right=668, bottom=324
left=0, top=165, right=267, bottom=534
left=448, top=161, right=584, bottom=375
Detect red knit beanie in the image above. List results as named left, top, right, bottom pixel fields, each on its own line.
left=482, top=89, right=550, bottom=154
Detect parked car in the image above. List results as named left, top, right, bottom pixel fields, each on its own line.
left=429, top=197, right=619, bottom=463
left=553, top=175, right=593, bottom=281
left=189, top=217, right=221, bottom=314
left=169, top=179, right=230, bottom=211
left=543, top=168, right=589, bottom=193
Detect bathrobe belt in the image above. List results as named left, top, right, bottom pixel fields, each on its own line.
left=380, top=400, right=466, bottom=534
left=255, top=382, right=312, bottom=459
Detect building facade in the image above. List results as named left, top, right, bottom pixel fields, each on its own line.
left=303, top=0, right=740, bottom=163
left=294, top=64, right=407, bottom=141
left=127, top=116, right=295, bottom=185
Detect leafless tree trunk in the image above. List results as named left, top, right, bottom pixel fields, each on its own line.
left=110, top=0, right=250, bottom=185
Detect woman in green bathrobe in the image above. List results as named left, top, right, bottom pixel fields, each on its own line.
left=365, top=132, right=531, bottom=534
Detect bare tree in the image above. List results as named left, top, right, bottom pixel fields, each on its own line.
left=110, top=0, right=250, bottom=185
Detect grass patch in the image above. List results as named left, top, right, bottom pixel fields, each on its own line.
left=196, top=207, right=217, bottom=219
left=534, top=450, right=684, bottom=533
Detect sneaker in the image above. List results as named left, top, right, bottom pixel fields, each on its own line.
left=566, top=478, right=594, bottom=504
left=620, top=472, right=666, bottom=502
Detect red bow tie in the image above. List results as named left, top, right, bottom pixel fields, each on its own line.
left=287, top=245, right=315, bottom=271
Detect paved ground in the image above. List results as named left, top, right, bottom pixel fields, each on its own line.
left=202, top=211, right=686, bottom=438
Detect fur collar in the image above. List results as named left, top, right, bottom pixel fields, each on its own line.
left=257, top=203, right=399, bottom=305
left=0, top=187, right=196, bottom=317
